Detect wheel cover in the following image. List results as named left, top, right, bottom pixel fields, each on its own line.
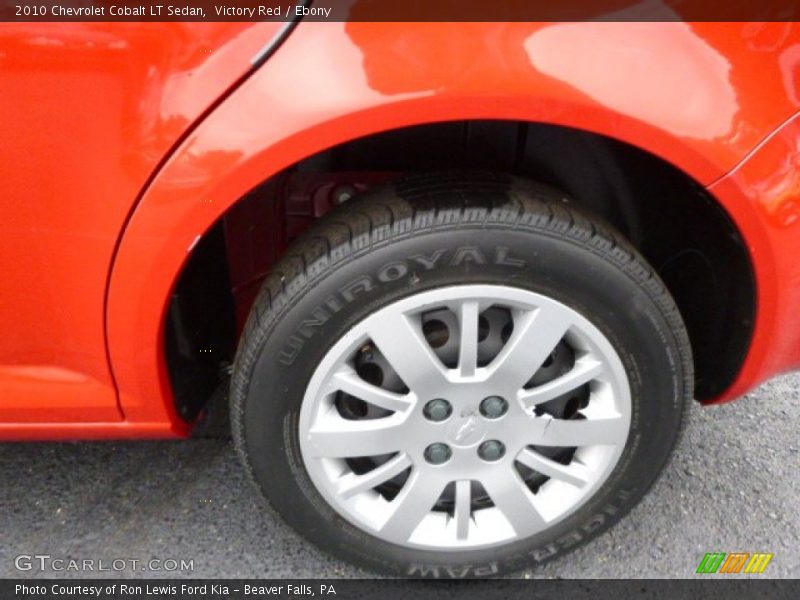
left=298, top=285, right=631, bottom=550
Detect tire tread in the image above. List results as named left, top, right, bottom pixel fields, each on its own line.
left=230, top=172, right=694, bottom=569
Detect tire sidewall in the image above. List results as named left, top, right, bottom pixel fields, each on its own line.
left=237, top=224, right=686, bottom=577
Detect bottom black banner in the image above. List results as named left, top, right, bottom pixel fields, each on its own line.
left=2, top=579, right=799, bottom=600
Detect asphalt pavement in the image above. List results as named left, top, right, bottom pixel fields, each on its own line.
left=1, top=374, right=798, bottom=579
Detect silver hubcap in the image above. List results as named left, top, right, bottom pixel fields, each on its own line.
left=299, top=285, right=631, bottom=550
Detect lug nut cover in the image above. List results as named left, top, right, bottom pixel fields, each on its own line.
left=423, top=398, right=452, bottom=422
left=424, top=443, right=452, bottom=465
left=478, top=440, right=506, bottom=461
left=480, top=396, right=508, bottom=419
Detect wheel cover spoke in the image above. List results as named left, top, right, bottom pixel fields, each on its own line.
left=299, top=285, right=631, bottom=550
left=488, top=306, right=572, bottom=389
left=454, top=480, right=473, bottom=540
left=337, top=453, right=413, bottom=499
left=379, top=469, right=445, bottom=542
left=331, top=366, right=414, bottom=413
left=305, top=415, right=407, bottom=458
left=482, top=468, right=548, bottom=536
left=367, top=312, right=448, bottom=392
left=457, top=300, right=481, bottom=378
left=516, top=448, right=591, bottom=488
left=534, top=414, right=627, bottom=447
left=518, top=357, right=604, bottom=408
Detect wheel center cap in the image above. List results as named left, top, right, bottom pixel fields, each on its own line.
left=446, top=409, right=487, bottom=447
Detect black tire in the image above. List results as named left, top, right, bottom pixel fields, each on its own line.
left=231, top=172, right=692, bottom=578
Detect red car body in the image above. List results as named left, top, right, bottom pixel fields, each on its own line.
left=2, top=20, right=800, bottom=440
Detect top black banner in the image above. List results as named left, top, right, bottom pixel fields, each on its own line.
left=3, top=0, right=800, bottom=22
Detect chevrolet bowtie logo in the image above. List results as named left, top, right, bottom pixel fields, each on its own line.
left=454, top=415, right=478, bottom=443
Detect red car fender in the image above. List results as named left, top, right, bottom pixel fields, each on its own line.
left=707, top=114, right=800, bottom=403
left=108, top=21, right=800, bottom=432
left=0, top=21, right=284, bottom=439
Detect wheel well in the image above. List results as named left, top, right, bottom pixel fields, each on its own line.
left=165, top=120, right=755, bottom=422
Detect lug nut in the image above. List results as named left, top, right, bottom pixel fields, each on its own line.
left=478, top=440, right=506, bottom=462
left=332, top=184, right=357, bottom=205
left=480, top=396, right=508, bottom=419
left=424, top=443, right=452, bottom=465
left=423, top=398, right=452, bottom=422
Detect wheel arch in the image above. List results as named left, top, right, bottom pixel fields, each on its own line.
left=107, top=24, right=778, bottom=429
